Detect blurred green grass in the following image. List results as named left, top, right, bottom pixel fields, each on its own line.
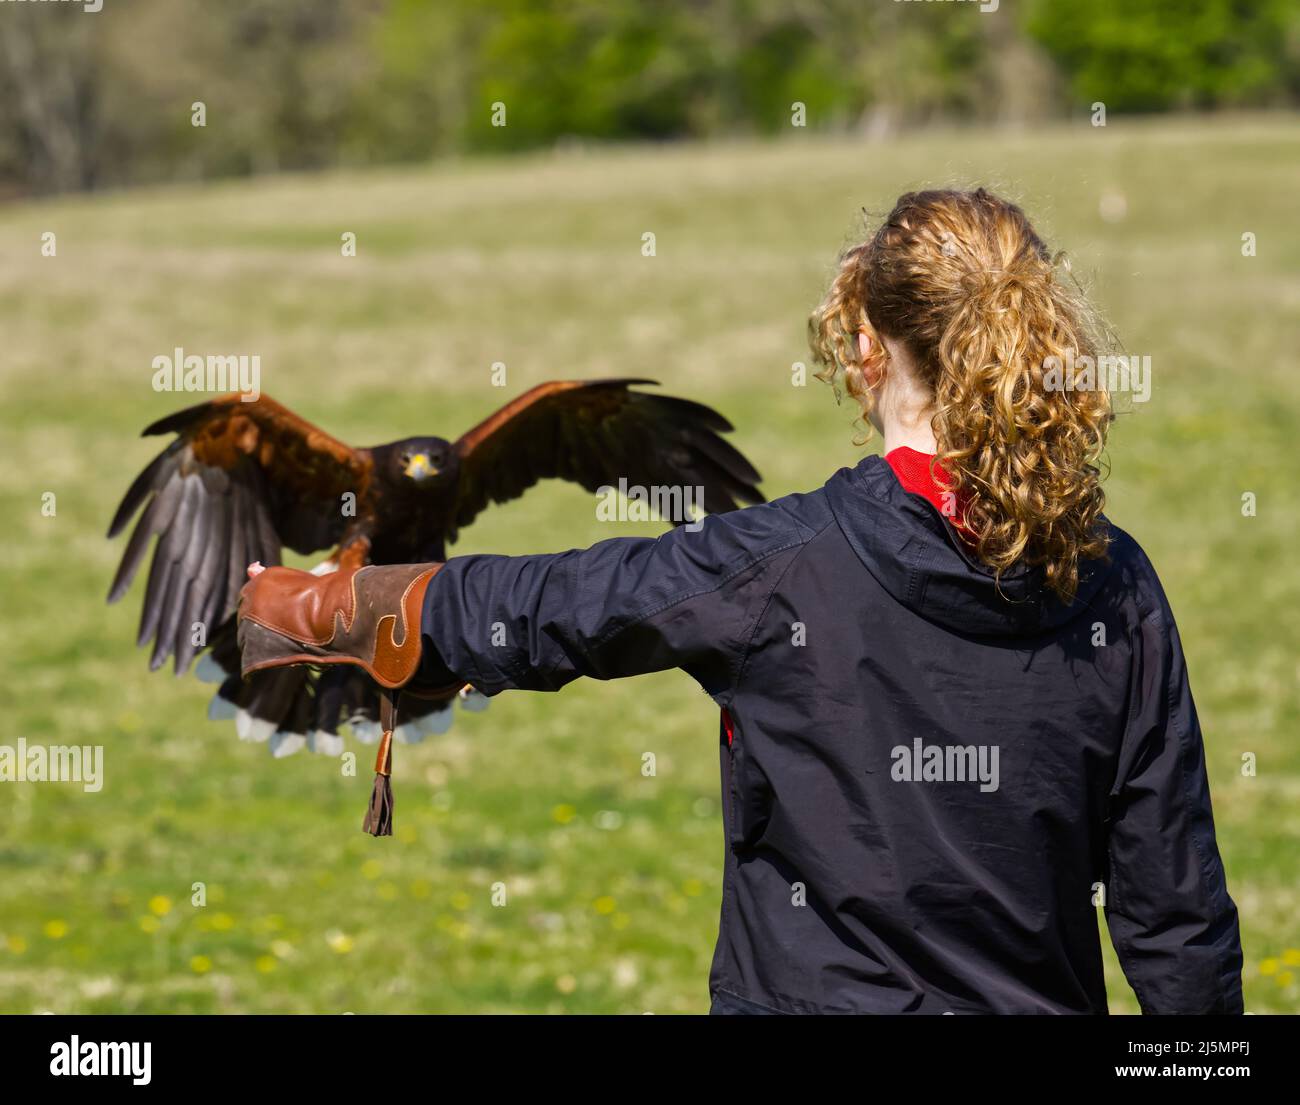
left=0, top=115, right=1297, bottom=1013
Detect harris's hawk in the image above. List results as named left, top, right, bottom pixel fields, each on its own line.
left=107, top=379, right=764, bottom=755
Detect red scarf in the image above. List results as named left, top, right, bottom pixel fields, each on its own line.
left=885, top=446, right=972, bottom=538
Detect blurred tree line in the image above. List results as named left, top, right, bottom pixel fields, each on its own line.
left=1, top=0, right=1296, bottom=197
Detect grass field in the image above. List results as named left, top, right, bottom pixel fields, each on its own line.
left=1, top=115, right=1297, bottom=1014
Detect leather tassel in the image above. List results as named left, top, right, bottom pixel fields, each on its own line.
left=362, top=691, right=398, bottom=836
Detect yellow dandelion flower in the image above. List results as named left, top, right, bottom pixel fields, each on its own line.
left=210, top=912, right=235, bottom=932
left=450, top=891, right=471, bottom=911
left=612, top=912, right=631, bottom=930
left=1282, top=949, right=1300, bottom=967
left=326, top=930, right=354, bottom=954
left=255, top=955, right=277, bottom=974
left=552, top=804, right=577, bottom=825
left=1260, top=958, right=1279, bottom=976
left=408, top=879, right=432, bottom=900
left=361, top=859, right=383, bottom=880
left=270, top=940, right=294, bottom=959
left=148, top=895, right=173, bottom=917
left=683, top=878, right=704, bottom=897
left=594, top=896, right=617, bottom=915
left=377, top=883, right=399, bottom=902
left=43, top=920, right=69, bottom=940
left=190, top=955, right=212, bottom=974
left=138, top=916, right=161, bottom=934
left=1277, top=971, right=1295, bottom=988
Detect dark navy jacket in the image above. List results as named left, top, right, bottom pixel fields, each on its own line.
left=419, top=455, right=1242, bottom=1014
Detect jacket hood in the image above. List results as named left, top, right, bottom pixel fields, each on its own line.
left=824, top=455, right=1111, bottom=637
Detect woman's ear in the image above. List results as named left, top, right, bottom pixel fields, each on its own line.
left=858, top=330, right=885, bottom=389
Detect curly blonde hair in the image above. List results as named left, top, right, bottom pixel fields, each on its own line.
left=809, top=188, right=1113, bottom=604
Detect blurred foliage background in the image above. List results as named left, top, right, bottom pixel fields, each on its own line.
left=0, top=0, right=1296, bottom=1015
left=1, top=0, right=1298, bottom=197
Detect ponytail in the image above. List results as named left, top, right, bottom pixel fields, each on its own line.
left=810, top=189, right=1112, bottom=604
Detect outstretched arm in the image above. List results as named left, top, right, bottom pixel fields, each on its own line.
left=417, top=501, right=811, bottom=702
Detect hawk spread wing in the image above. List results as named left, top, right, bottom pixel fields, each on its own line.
left=452, top=378, right=763, bottom=536
left=107, top=394, right=372, bottom=674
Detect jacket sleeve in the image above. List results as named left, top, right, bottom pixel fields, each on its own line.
left=1104, top=577, right=1243, bottom=1014
left=418, top=503, right=809, bottom=702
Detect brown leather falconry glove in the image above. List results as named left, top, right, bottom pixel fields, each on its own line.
left=237, top=562, right=454, bottom=835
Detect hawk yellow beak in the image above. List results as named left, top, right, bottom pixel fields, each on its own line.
left=404, top=453, right=438, bottom=481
